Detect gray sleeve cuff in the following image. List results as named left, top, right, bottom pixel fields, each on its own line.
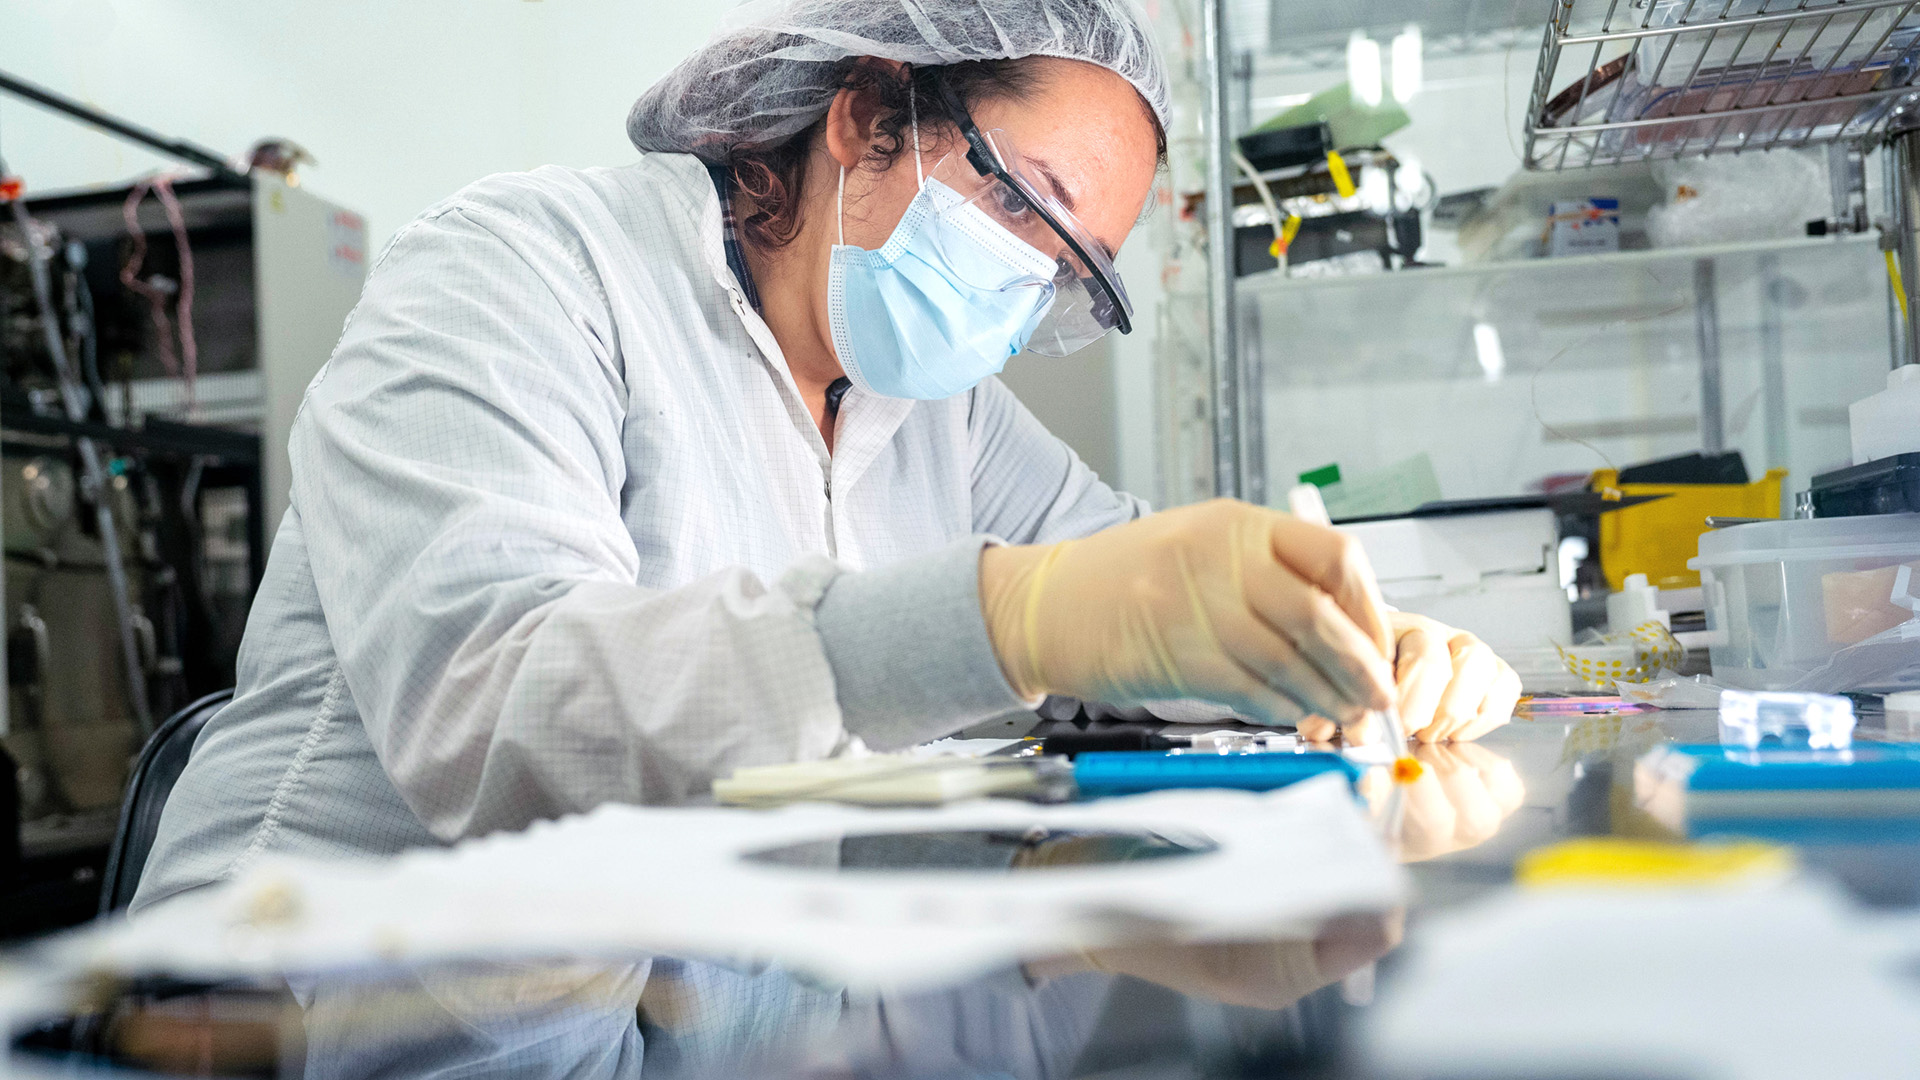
left=814, top=535, right=1032, bottom=750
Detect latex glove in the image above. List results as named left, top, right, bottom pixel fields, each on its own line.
left=980, top=499, right=1395, bottom=728
left=1354, top=741, right=1526, bottom=861
left=1297, top=612, right=1522, bottom=743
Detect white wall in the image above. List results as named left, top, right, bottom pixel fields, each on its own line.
left=1108, top=206, right=1164, bottom=498
left=0, top=0, right=729, bottom=252
left=995, top=215, right=1167, bottom=494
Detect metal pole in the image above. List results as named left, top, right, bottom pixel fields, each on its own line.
left=1693, top=258, right=1726, bottom=456
left=1890, top=128, right=1920, bottom=366
left=1884, top=141, right=1908, bottom=368
left=0, top=68, right=242, bottom=181
left=4, top=186, right=154, bottom=733
left=1757, top=255, right=1791, bottom=513
left=1234, top=50, right=1254, bottom=138
left=1202, top=0, right=1241, bottom=499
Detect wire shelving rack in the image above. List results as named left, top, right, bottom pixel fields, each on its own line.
left=1525, top=0, right=1920, bottom=169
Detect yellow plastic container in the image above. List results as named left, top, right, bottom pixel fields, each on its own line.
left=1593, top=468, right=1787, bottom=590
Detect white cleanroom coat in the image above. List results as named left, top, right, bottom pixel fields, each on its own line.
left=135, top=154, right=1145, bottom=911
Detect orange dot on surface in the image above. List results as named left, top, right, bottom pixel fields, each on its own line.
left=1392, top=757, right=1424, bottom=784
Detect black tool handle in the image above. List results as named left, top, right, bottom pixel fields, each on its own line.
left=1039, top=731, right=1176, bottom=757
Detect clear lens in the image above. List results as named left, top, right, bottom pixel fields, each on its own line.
left=1023, top=273, right=1126, bottom=357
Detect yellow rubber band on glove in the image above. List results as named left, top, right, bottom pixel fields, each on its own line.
left=1022, top=541, right=1073, bottom=697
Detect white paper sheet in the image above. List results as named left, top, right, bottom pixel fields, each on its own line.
left=48, top=775, right=1403, bottom=994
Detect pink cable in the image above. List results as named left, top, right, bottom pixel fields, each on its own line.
left=120, top=180, right=176, bottom=375
left=152, top=177, right=196, bottom=407
left=119, top=174, right=198, bottom=412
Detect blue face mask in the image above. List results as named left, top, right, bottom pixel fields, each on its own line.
left=826, top=166, right=1061, bottom=401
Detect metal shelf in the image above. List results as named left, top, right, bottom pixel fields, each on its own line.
left=1241, top=231, right=1873, bottom=299
left=1237, top=232, right=1881, bottom=384
left=1525, top=0, right=1920, bottom=170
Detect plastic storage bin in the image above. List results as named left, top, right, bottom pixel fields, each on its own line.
left=1690, top=514, right=1920, bottom=691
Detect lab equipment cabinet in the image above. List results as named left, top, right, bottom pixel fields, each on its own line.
left=1, top=172, right=366, bottom=934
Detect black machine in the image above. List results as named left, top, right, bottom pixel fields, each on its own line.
left=0, top=71, right=300, bottom=934
left=1227, top=122, right=1432, bottom=277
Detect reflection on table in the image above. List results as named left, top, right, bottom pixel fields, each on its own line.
left=31, top=911, right=1405, bottom=1080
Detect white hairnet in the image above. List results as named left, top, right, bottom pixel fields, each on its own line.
left=629, top=0, right=1169, bottom=161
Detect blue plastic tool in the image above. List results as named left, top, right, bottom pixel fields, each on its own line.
left=1071, top=750, right=1360, bottom=797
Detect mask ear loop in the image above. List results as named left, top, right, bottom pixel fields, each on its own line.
left=837, top=81, right=921, bottom=250
left=910, top=85, right=924, bottom=189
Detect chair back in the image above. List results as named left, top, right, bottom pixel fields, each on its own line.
left=98, top=689, right=234, bottom=915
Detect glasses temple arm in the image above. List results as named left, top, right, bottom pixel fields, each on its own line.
left=953, top=111, right=1134, bottom=336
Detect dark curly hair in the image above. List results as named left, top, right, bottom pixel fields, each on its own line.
left=725, top=58, right=1164, bottom=249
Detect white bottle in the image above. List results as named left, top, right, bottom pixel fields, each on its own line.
left=1851, top=364, right=1920, bottom=465
left=1606, top=572, right=1671, bottom=633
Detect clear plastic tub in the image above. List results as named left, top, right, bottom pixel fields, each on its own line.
left=1689, top=514, right=1920, bottom=691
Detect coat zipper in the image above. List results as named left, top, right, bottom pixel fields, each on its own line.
left=823, top=468, right=836, bottom=558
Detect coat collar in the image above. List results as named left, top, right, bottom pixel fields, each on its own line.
left=668, top=153, right=914, bottom=488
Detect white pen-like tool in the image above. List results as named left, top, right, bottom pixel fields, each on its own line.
left=1287, top=484, right=1422, bottom=787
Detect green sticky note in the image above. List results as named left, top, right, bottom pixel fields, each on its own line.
left=1298, top=463, right=1343, bottom=487
left=1318, top=453, right=1444, bottom=521
left=1254, top=82, right=1411, bottom=150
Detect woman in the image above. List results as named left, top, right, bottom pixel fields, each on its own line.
left=134, top=0, right=1519, bottom=912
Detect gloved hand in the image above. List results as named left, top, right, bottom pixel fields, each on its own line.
left=979, top=499, right=1395, bottom=728
left=1298, top=612, right=1522, bottom=743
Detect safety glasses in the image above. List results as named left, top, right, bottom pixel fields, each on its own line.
left=932, top=90, right=1134, bottom=357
